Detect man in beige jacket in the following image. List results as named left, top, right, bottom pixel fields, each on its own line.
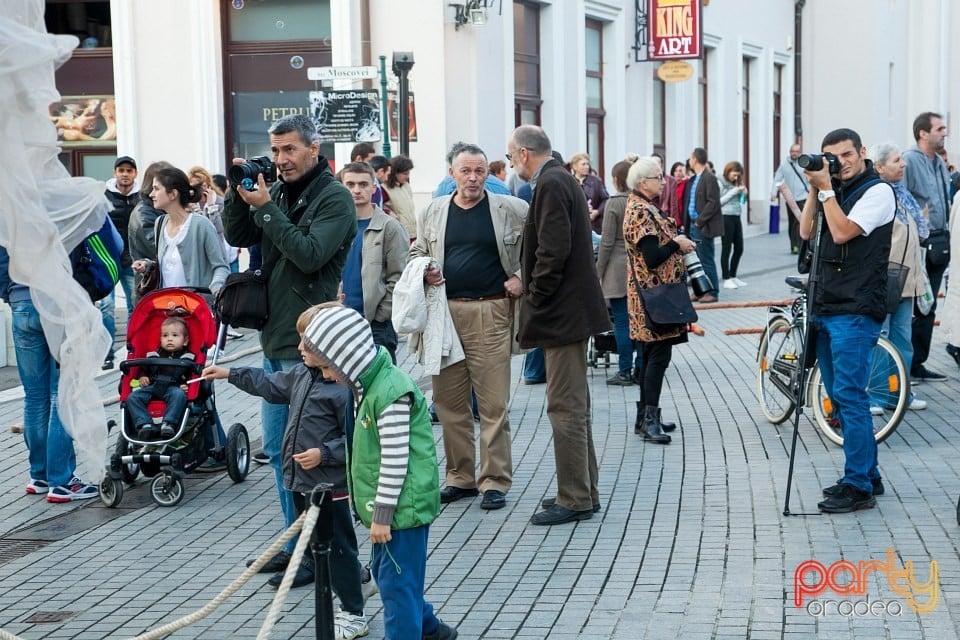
left=340, top=162, right=410, bottom=362
left=410, top=143, right=527, bottom=511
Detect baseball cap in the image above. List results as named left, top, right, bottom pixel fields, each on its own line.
left=114, top=156, right=137, bottom=169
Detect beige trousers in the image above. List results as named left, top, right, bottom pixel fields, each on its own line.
left=433, top=298, right=513, bottom=493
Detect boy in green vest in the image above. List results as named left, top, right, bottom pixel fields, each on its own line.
left=202, top=307, right=369, bottom=640
left=302, top=304, right=457, bottom=640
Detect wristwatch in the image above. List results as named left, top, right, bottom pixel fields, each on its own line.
left=817, top=189, right=836, bottom=203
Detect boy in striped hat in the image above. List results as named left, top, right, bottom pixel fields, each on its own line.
left=302, top=303, right=456, bottom=640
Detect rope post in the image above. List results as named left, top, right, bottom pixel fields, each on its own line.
left=310, top=483, right=335, bottom=640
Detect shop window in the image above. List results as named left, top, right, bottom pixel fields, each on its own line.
left=585, top=19, right=605, bottom=178
left=228, top=0, right=331, bottom=42
left=45, top=1, right=112, bottom=48
left=513, top=1, right=541, bottom=126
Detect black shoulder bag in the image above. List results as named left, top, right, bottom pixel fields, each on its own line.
left=629, top=207, right=698, bottom=333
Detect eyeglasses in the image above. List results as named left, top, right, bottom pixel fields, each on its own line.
left=505, top=147, right=525, bottom=161
left=643, top=175, right=664, bottom=181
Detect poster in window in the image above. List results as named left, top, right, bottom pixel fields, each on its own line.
left=309, top=90, right=381, bottom=144
left=646, top=0, right=702, bottom=61
left=386, top=90, right=418, bottom=142
left=49, top=95, right=117, bottom=146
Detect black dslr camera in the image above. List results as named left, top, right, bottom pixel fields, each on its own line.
left=797, top=152, right=841, bottom=175
left=229, top=156, right=276, bottom=191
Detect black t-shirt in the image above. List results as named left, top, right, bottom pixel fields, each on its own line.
left=443, top=196, right=508, bottom=298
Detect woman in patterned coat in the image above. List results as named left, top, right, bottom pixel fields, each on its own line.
left=623, top=156, right=697, bottom=444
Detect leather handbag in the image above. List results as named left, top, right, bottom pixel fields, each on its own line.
left=924, top=229, right=950, bottom=266
left=136, top=261, right=160, bottom=297
left=638, top=281, right=698, bottom=333
left=214, top=270, right=269, bottom=330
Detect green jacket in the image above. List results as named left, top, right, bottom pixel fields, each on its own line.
left=351, top=348, right=440, bottom=529
left=223, top=164, right=356, bottom=359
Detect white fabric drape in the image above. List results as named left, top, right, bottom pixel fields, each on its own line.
left=0, top=0, right=114, bottom=481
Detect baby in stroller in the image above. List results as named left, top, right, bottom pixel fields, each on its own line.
left=126, top=317, right=195, bottom=440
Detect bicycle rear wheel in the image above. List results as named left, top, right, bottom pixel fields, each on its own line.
left=810, top=337, right=907, bottom=445
left=756, top=315, right=801, bottom=424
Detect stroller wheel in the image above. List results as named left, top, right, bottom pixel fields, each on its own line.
left=100, top=475, right=123, bottom=508
left=226, top=423, right=250, bottom=482
left=151, top=472, right=184, bottom=507
left=115, top=434, right=140, bottom=484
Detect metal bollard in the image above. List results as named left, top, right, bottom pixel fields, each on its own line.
left=310, top=483, right=335, bottom=640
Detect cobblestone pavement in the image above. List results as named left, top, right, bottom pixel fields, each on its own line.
left=0, top=230, right=957, bottom=639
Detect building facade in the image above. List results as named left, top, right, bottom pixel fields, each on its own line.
left=49, top=0, right=958, bottom=225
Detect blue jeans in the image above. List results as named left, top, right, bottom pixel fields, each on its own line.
left=125, top=385, right=188, bottom=427
left=692, top=230, right=719, bottom=297
left=11, top=299, right=76, bottom=486
left=98, top=292, right=117, bottom=360
left=813, top=314, right=882, bottom=492
left=262, top=356, right=300, bottom=552
left=370, top=320, right=398, bottom=364
left=522, top=348, right=546, bottom=382
left=371, top=525, right=441, bottom=639
left=118, top=265, right=135, bottom=320
left=874, top=297, right=915, bottom=405
left=609, top=297, right=641, bottom=374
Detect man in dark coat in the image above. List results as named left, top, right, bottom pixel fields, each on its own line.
left=508, top=124, right=611, bottom=526
left=681, top=147, right=722, bottom=302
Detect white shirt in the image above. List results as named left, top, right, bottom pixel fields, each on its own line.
left=847, top=183, right=895, bottom=236
left=160, top=214, right=191, bottom=287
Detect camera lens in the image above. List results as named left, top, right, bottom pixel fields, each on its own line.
left=797, top=154, right=823, bottom=171
left=683, top=252, right=714, bottom=297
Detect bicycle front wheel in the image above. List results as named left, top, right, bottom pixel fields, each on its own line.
left=756, top=315, right=801, bottom=425
left=810, top=336, right=908, bottom=446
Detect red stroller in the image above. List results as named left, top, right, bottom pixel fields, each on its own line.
left=100, top=288, right=249, bottom=507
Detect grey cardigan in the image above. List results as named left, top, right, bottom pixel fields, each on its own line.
left=596, top=192, right=629, bottom=299
left=155, top=213, right=229, bottom=294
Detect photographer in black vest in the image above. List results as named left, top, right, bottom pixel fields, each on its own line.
left=799, top=128, right=895, bottom=514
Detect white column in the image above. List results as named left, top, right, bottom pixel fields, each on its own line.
left=110, top=0, right=138, bottom=158
left=189, top=0, right=225, bottom=172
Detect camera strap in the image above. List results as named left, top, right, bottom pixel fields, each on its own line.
left=838, top=178, right=883, bottom=208
left=788, top=161, right=809, bottom=191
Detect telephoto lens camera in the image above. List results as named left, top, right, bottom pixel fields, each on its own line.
left=683, top=251, right=714, bottom=298
left=797, top=152, right=841, bottom=175
left=228, top=156, right=276, bottom=191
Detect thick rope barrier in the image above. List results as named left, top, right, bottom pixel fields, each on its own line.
left=129, top=506, right=314, bottom=640
left=257, top=503, right=321, bottom=640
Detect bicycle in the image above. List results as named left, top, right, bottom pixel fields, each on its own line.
left=756, top=275, right=908, bottom=445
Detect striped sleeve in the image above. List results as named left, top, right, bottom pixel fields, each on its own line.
left=371, top=395, right=411, bottom=526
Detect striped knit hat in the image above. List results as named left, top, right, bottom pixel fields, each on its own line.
left=303, top=306, right=378, bottom=385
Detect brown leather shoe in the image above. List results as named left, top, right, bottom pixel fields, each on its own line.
left=689, top=293, right=700, bottom=302
left=698, top=294, right=718, bottom=303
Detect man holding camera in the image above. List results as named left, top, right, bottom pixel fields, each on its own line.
left=681, top=147, right=721, bottom=303
left=799, top=128, right=895, bottom=514
left=903, top=112, right=952, bottom=381
left=223, top=114, right=356, bottom=585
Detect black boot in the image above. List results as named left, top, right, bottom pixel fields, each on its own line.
left=658, top=409, right=677, bottom=432
left=641, top=406, right=671, bottom=444
left=634, top=401, right=643, bottom=434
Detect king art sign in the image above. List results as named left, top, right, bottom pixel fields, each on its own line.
left=647, top=0, right=702, bottom=60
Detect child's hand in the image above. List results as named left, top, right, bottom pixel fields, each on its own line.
left=179, top=384, right=188, bottom=392
left=292, top=448, right=322, bottom=470
left=138, top=376, right=150, bottom=387
left=370, top=522, right=392, bottom=544
left=201, top=365, right=229, bottom=380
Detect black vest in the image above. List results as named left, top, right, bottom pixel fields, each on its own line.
left=813, top=161, right=894, bottom=322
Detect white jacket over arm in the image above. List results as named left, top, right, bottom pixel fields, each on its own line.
left=392, top=256, right=465, bottom=375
